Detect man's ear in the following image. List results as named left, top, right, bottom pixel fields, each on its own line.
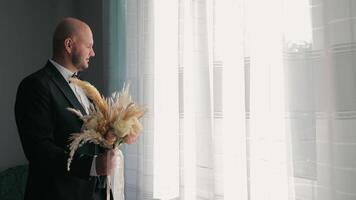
left=64, top=38, right=73, bottom=54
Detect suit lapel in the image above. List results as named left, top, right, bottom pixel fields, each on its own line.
left=45, top=62, right=87, bottom=115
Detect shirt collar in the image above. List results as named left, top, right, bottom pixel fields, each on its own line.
left=49, top=59, right=77, bottom=82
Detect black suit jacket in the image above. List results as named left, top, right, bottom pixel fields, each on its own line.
left=15, top=61, right=105, bottom=200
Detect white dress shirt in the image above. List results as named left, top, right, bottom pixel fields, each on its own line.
left=49, top=59, right=90, bottom=114
left=49, top=59, right=98, bottom=176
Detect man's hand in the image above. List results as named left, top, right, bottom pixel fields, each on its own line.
left=96, top=149, right=116, bottom=176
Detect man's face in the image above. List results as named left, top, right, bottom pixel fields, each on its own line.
left=71, top=28, right=95, bottom=71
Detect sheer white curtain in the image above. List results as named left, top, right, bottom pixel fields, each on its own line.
left=104, top=0, right=356, bottom=199
left=284, top=0, right=356, bottom=200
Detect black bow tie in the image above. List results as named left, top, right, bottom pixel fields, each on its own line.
left=71, top=73, right=80, bottom=79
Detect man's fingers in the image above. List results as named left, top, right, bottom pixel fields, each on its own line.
left=107, top=149, right=116, bottom=157
left=96, top=149, right=117, bottom=176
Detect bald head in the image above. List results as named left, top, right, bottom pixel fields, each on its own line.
left=51, top=17, right=95, bottom=72
left=52, top=17, right=90, bottom=55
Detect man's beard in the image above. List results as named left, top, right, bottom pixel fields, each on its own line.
left=71, top=53, right=85, bottom=70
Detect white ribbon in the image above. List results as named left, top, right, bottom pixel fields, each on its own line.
left=108, top=148, right=125, bottom=200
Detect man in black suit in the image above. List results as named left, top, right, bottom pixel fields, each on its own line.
left=15, top=17, right=117, bottom=200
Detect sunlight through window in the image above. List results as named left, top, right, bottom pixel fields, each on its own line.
left=284, top=0, right=312, bottom=49
left=181, top=0, right=197, bottom=199
left=153, top=0, right=180, bottom=199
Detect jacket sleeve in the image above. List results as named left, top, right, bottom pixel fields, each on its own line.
left=15, top=76, right=93, bottom=180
